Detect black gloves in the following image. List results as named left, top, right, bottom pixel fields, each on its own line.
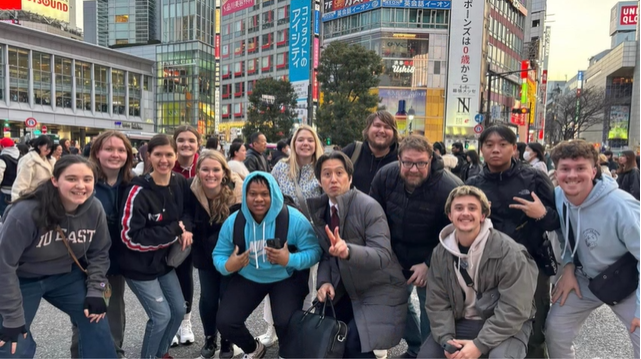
left=0, top=324, right=27, bottom=344
left=83, top=296, right=107, bottom=315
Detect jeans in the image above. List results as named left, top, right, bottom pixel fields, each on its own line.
left=71, top=275, right=127, bottom=358
left=0, top=267, right=116, bottom=359
left=126, top=270, right=186, bottom=359
left=404, top=284, right=430, bottom=356
left=198, top=269, right=229, bottom=337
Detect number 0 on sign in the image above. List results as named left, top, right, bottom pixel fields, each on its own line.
left=25, top=117, right=38, bottom=128
left=474, top=124, right=484, bottom=134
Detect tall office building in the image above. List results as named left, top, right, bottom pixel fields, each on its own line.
left=108, top=0, right=160, bottom=46
left=84, top=0, right=108, bottom=47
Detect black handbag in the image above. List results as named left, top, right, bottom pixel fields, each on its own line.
left=279, top=300, right=348, bottom=359
left=564, top=204, right=639, bottom=305
left=534, top=236, right=559, bottom=277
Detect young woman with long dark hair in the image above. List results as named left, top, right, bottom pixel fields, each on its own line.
left=461, top=149, right=482, bottom=182
left=524, top=142, right=548, bottom=174
left=616, top=150, right=640, bottom=200
left=0, top=156, right=116, bottom=358
left=11, top=135, right=55, bottom=201
left=186, top=150, right=242, bottom=359
left=171, top=125, right=201, bottom=345
left=120, top=134, right=193, bottom=359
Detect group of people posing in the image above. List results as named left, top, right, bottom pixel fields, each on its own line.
left=0, top=110, right=638, bottom=359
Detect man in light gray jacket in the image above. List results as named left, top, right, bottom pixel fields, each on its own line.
left=307, top=151, right=408, bottom=358
left=419, top=186, right=538, bottom=359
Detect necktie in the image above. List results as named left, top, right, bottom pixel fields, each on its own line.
left=330, top=205, right=339, bottom=232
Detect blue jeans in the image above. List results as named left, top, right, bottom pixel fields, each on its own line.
left=126, top=270, right=186, bottom=359
left=0, top=267, right=116, bottom=359
left=404, top=284, right=430, bottom=356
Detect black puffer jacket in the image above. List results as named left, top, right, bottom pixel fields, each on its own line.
left=370, top=156, right=463, bottom=278
left=616, top=168, right=640, bottom=200
left=342, top=141, right=399, bottom=193
left=466, top=159, right=559, bottom=256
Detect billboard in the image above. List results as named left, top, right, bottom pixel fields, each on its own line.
left=215, top=9, right=221, bottom=33
left=11, top=0, right=71, bottom=23
left=379, top=88, right=426, bottom=117
left=445, top=0, right=485, bottom=130
left=608, top=105, right=630, bottom=140
left=0, top=0, right=22, bottom=10
left=222, top=0, right=254, bottom=16
left=610, top=1, right=638, bottom=35
left=380, top=0, right=450, bottom=9
left=290, top=0, right=311, bottom=101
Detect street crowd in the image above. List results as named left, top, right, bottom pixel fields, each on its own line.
left=0, top=110, right=639, bottom=359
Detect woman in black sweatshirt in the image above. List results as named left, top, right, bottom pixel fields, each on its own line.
left=120, top=134, right=193, bottom=359
left=186, top=149, right=242, bottom=359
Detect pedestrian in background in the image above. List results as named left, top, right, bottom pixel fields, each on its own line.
left=206, top=137, right=219, bottom=151
left=120, top=134, right=192, bottom=359
left=244, top=133, right=270, bottom=173
left=616, top=150, right=640, bottom=200
left=604, top=150, right=619, bottom=173
left=598, top=154, right=612, bottom=178
left=11, top=135, right=55, bottom=201
left=461, top=150, right=482, bottom=182
left=449, top=142, right=467, bottom=179
left=524, top=143, right=548, bottom=174
left=228, top=140, right=250, bottom=180
left=0, top=156, right=116, bottom=358
left=59, top=138, right=71, bottom=156
left=0, top=138, right=20, bottom=216
left=69, top=140, right=80, bottom=155
left=51, top=144, right=62, bottom=161
left=270, top=140, right=290, bottom=168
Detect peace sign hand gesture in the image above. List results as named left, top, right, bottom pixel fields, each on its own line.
left=509, top=192, right=547, bottom=220
left=325, top=225, right=350, bottom=260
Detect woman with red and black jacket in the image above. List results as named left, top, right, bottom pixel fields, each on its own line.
left=120, top=134, right=193, bottom=359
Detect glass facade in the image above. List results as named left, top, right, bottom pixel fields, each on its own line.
left=95, top=65, right=109, bottom=113
left=75, top=61, right=92, bottom=111
left=0, top=46, right=3, bottom=102
left=54, top=56, right=72, bottom=108
left=161, top=0, right=216, bottom=46
left=8, top=47, right=29, bottom=103
left=108, top=0, right=158, bottom=46
left=33, top=52, right=51, bottom=106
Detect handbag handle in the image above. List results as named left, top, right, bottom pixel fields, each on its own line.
left=319, top=299, right=338, bottom=320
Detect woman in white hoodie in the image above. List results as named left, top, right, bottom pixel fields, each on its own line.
left=11, top=135, right=55, bottom=201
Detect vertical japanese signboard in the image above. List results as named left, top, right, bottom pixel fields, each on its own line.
left=445, top=0, right=484, bottom=130
left=290, top=0, right=311, bottom=102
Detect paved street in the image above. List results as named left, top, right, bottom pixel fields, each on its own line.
left=28, top=274, right=634, bottom=359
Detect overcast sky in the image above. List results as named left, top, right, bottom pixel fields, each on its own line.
left=547, top=0, right=623, bottom=81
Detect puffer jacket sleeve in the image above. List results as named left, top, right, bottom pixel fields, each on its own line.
left=473, top=239, right=538, bottom=354
left=424, top=247, right=456, bottom=345
left=344, top=195, right=394, bottom=270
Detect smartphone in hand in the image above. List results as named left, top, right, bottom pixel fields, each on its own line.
left=266, top=238, right=283, bottom=249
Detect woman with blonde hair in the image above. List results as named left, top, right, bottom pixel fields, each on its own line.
left=185, top=150, right=242, bottom=359
left=598, top=154, right=612, bottom=178
left=256, top=125, right=324, bottom=348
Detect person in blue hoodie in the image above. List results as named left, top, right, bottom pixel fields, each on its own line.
left=546, top=140, right=640, bottom=359
left=213, top=171, right=321, bottom=359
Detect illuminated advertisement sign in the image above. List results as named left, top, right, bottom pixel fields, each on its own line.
left=7, top=0, right=71, bottom=23
left=215, top=9, right=221, bottom=33
left=322, top=0, right=378, bottom=21
left=608, top=105, right=630, bottom=140
left=215, top=34, right=221, bottom=59
left=222, top=0, right=254, bottom=16
left=322, top=0, right=449, bottom=21
left=290, top=0, right=311, bottom=101
left=0, top=0, right=22, bottom=10
left=381, top=0, right=450, bottom=9
left=610, top=2, right=638, bottom=34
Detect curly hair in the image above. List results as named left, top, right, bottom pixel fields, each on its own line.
left=550, top=140, right=601, bottom=179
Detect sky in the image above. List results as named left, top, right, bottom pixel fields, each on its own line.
left=547, top=0, right=623, bottom=81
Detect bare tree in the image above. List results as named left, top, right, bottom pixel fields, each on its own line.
left=545, top=87, right=614, bottom=143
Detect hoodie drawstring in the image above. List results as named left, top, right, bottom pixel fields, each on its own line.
left=561, top=204, right=582, bottom=261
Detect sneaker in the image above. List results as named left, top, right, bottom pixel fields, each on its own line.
left=171, top=335, right=179, bottom=347
left=220, top=339, right=234, bottom=359
left=178, top=319, right=195, bottom=345
left=374, top=349, right=388, bottom=359
left=242, top=339, right=266, bottom=359
left=199, top=336, right=217, bottom=359
left=256, top=326, right=278, bottom=347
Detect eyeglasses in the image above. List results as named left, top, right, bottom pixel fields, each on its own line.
left=401, top=161, right=429, bottom=169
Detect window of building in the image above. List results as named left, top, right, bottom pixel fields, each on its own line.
left=129, top=73, right=141, bottom=116
left=277, top=29, right=288, bottom=47
left=0, top=46, right=4, bottom=101
left=115, top=39, right=129, bottom=45
left=234, top=82, right=244, bottom=97
left=262, top=10, right=274, bottom=29
left=234, top=19, right=245, bottom=36
left=276, top=52, right=288, bottom=69
left=115, top=15, right=129, bottom=23
left=222, top=84, right=231, bottom=99
left=262, top=33, right=273, bottom=50
left=234, top=61, right=244, bottom=76
left=434, top=61, right=441, bottom=75
left=249, top=15, right=260, bottom=33
left=222, top=104, right=231, bottom=119
left=261, top=55, right=273, bottom=73
left=247, top=80, right=256, bottom=95
left=222, top=64, right=231, bottom=79
left=248, top=36, right=259, bottom=53
left=54, top=55, right=72, bottom=109
left=8, top=46, right=29, bottom=103
left=143, top=75, right=150, bottom=91
left=32, top=52, right=51, bottom=107
left=277, top=5, right=289, bottom=24
left=112, top=69, right=125, bottom=115
left=94, top=65, right=109, bottom=113
left=248, top=58, right=258, bottom=74
left=234, top=103, right=243, bottom=117
left=263, top=0, right=274, bottom=8
left=75, top=61, right=91, bottom=111
left=234, top=40, right=245, bottom=56
left=532, top=19, right=540, bottom=27
left=222, top=44, right=230, bottom=58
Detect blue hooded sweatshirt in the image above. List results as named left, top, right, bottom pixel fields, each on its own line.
left=213, top=171, right=321, bottom=283
left=556, top=175, right=640, bottom=318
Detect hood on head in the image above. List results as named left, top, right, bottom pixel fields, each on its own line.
left=1, top=146, right=19, bottom=159
left=241, top=171, right=283, bottom=225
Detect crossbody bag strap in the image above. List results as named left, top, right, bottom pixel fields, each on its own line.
left=293, top=176, right=312, bottom=220
left=57, top=226, right=88, bottom=274
left=452, top=254, right=475, bottom=290
left=563, top=204, right=582, bottom=268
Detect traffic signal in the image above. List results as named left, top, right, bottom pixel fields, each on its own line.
left=512, top=108, right=530, bottom=114
left=326, top=137, right=331, bottom=145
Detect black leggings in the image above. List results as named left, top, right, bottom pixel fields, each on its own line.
left=175, top=254, right=194, bottom=313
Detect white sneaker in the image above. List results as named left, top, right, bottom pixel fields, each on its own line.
left=178, top=319, right=195, bottom=345
left=171, top=335, right=179, bottom=347
left=256, top=325, right=278, bottom=347
left=242, top=339, right=266, bottom=359
left=374, top=350, right=388, bottom=359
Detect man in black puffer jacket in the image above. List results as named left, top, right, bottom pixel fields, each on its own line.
left=466, top=125, right=559, bottom=359
left=370, top=135, right=462, bottom=358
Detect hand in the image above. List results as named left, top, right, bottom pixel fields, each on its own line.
left=225, top=245, right=250, bottom=273
left=317, top=283, right=335, bottom=302
left=0, top=325, right=27, bottom=355
left=265, top=241, right=290, bottom=267
left=180, top=231, right=193, bottom=250
left=325, top=225, right=349, bottom=259
left=451, top=339, right=481, bottom=359
left=551, top=264, right=582, bottom=306
left=444, top=340, right=462, bottom=359
left=509, top=192, right=547, bottom=219
left=179, top=221, right=186, bottom=232
left=407, top=263, right=428, bottom=287
left=84, top=297, right=107, bottom=323
left=631, top=318, right=640, bottom=333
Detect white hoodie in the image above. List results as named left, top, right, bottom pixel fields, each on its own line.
left=438, top=219, right=494, bottom=320
left=0, top=146, right=20, bottom=194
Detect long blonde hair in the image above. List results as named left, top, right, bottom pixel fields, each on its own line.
left=195, top=150, right=236, bottom=224
left=285, top=125, right=325, bottom=180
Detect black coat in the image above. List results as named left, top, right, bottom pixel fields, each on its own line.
left=461, top=163, right=482, bottom=182
left=466, top=160, right=560, bottom=256
left=370, top=156, right=463, bottom=278
left=270, top=150, right=288, bottom=167
left=244, top=147, right=270, bottom=173
left=617, top=168, right=640, bottom=200
left=342, top=141, right=399, bottom=194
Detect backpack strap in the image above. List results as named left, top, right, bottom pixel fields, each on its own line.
left=350, top=141, right=363, bottom=165
left=233, top=210, right=247, bottom=253
left=232, top=205, right=290, bottom=253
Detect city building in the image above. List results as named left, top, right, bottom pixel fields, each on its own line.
left=630, top=19, right=640, bottom=149
left=522, top=0, right=548, bottom=143
left=0, top=22, right=155, bottom=145
left=0, top=0, right=84, bottom=40
left=83, top=0, right=108, bottom=47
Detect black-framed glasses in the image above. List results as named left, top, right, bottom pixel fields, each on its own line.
left=401, top=161, right=429, bottom=169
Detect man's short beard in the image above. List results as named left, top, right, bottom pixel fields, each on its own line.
left=368, top=136, right=393, bottom=151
